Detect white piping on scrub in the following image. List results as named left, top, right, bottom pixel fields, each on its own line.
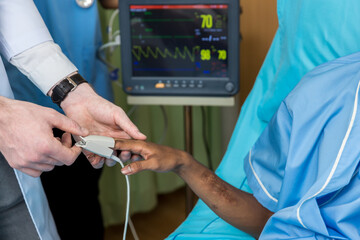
left=248, top=149, right=278, bottom=203
left=296, top=78, right=360, bottom=229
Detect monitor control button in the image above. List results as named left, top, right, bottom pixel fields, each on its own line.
left=225, top=82, right=235, bottom=92
left=181, top=81, right=187, bottom=88
left=155, top=83, right=165, bottom=88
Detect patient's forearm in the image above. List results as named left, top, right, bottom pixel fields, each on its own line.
left=177, top=159, right=273, bottom=238
left=115, top=139, right=272, bottom=238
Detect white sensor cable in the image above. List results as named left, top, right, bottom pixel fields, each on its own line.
left=108, top=9, right=119, bottom=42
left=75, top=136, right=139, bottom=240
left=110, top=155, right=131, bottom=240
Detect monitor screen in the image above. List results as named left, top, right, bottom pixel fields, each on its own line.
left=130, top=4, right=228, bottom=78
left=119, top=0, right=239, bottom=96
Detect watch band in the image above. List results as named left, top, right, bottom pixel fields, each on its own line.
left=51, top=72, right=87, bottom=107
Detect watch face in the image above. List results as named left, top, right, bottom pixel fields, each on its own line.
left=76, top=0, right=94, bottom=8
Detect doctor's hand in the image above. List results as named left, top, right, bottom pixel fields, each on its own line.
left=0, top=97, right=88, bottom=177
left=61, top=84, right=146, bottom=168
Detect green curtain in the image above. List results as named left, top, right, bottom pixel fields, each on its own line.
left=98, top=7, right=226, bottom=227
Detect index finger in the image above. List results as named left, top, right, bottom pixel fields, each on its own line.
left=48, top=110, right=88, bottom=137
left=114, top=110, right=146, bottom=140
left=114, top=139, right=148, bottom=156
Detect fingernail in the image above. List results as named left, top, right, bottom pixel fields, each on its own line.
left=121, top=166, right=131, bottom=175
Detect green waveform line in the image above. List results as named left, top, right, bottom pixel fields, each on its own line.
left=132, top=45, right=201, bottom=62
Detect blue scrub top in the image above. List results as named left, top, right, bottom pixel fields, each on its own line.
left=245, top=52, right=360, bottom=239
left=5, top=0, right=113, bottom=111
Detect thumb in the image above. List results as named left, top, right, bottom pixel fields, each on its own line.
left=115, top=112, right=146, bottom=140
left=50, top=112, right=89, bottom=136
left=121, top=161, right=150, bottom=175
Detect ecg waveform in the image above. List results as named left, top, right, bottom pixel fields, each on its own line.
left=132, top=45, right=201, bottom=62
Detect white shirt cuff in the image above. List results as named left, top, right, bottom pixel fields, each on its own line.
left=10, top=41, right=78, bottom=95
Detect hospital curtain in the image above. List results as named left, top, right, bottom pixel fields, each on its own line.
left=97, top=7, right=228, bottom=226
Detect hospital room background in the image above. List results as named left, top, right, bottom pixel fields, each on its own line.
left=98, top=0, right=278, bottom=239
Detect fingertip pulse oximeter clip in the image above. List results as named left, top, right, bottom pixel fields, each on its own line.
left=75, top=135, right=115, bottom=159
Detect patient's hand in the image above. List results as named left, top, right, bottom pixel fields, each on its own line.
left=114, top=139, right=193, bottom=175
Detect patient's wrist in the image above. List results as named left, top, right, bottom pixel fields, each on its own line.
left=174, top=151, right=196, bottom=176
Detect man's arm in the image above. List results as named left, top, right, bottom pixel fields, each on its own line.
left=10, top=41, right=146, bottom=168
left=0, top=0, right=145, bottom=172
left=115, top=140, right=273, bottom=238
left=0, top=0, right=88, bottom=177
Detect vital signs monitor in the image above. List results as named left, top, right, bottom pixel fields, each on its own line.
left=119, top=0, right=240, bottom=96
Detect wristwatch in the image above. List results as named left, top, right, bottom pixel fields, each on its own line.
left=51, top=72, right=87, bottom=107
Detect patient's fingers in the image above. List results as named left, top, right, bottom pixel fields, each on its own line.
left=131, top=154, right=143, bottom=162
left=105, top=158, right=117, bottom=167
left=114, top=139, right=147, bottom=156
left=121, top=160, right=152, bottom=175
left=119, top=150, right=132, bottom=161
